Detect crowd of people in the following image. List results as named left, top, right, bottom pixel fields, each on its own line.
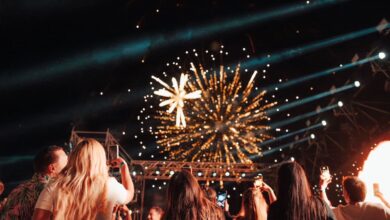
left=0, top=138, right=389, bottom=220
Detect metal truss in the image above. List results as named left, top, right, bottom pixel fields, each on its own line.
left=131, top=160, right=266, bottom=181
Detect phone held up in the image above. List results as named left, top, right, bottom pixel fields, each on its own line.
left=217, top=191, right=227, bottom=208
left=108, top=145, right=119, bottom=162
left=373, top=183, right=380, bottom=195
left=254, top=175, right=263, bottom=188
left=108, top=145, right=120, bottom=177
left=320, top=166, right=331, bottom=180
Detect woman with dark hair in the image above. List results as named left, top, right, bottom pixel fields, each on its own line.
left=234, top=187, right=268, bottom=220
left=164, top=170, right=224, bottom=220
left=268, top=161, right=335, bottom=220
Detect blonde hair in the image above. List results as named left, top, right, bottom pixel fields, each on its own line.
left=52, top=138, right=109, bottom=219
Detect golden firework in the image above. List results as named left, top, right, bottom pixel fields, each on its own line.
left=154, top=63, right=277, bottom=164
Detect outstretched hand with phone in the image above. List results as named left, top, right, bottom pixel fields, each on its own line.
left=319, top=167, right=332, bottom=191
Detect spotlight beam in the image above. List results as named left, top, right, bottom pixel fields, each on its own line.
left=241, top=25, right=389, bottom=69
left=0, top=0, right=341, bottom=91
left=259, top=122, right=323, bottom=147
left=268, top=104, right=338, bottom=129
left=250, top=136, right=311, bottom=160
left=0, top=156, right=34, bottom=165
left=262, top=136, right=311, bottom=156
left=264, top=55, right=379, bottom=92
left=266, top=83, right=355, bottom=115
left=0, top=92, right=141, bottom=139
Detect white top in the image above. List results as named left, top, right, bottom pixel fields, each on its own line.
left=35, top=177, right=129, bottom=219
left=332, top=201, right=390, bottom=220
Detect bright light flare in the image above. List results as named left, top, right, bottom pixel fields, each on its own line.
left=354, top=81, right=361, bottom=87
left=378, top=52, right=386, bottom=60
left=359, top=141, right=390, bottom=203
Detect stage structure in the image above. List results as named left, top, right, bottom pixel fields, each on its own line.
left=69, top=129, right=278, bottom=220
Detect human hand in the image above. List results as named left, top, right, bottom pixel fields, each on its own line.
left=110, top=157, right=127, bottom=169
left=374, top=190, right=384, bottom=198
left=224, top=200, right=229, bottom=212
left=319, top=174, right=332, bottom=191
left=260, top=182, right=273, bottom=193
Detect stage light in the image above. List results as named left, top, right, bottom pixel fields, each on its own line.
left=379, top=52, right=386, bottom=59
left=132, top=171, right=137, bottom=176
left=169, top=170, right=175, bottom=175
left=197, top=172, right=202, bottom=177
left=225, top=171, right=230, bottom=177
left=337, top=101, right=343, bottom=107
left=321, top=120, right=327, bottom=126
left=155, top=170, right=160, bottom=175
left=290, top=157, right=295, bottom=161
left=212, top=172, right=217, bottom=177
left=354, top=81, right=361, bottom=87
left=310, top=134, right=316, bottom=139
left=241, top=173, right=246, bottom=177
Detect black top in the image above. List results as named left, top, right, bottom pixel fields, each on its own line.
left=268, top=197, right=335, bottom=220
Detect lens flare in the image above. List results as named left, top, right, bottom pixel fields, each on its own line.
left=358, top=141, right=390, bottom=203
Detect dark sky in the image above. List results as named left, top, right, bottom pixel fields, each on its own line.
left=0, top=0, right=389, bottom=192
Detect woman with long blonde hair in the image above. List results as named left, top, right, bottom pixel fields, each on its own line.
left=33, top=138, right=134, bottom=220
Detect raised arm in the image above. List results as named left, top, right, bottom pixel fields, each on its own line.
left=261, top=182, right=277, bottom=204
left=111, top=157, right=135, bottom=203
left=319, top=175, right=333, bottom=208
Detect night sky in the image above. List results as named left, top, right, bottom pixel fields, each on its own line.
left=1, top=0, right=389, bottom=205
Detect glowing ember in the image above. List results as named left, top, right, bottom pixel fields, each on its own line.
left=358, top=141, right=390, bottom=203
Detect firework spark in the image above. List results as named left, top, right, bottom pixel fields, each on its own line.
left=152, top=73, right=201, bottom=127
left=154, top=63, right=276, bottom=164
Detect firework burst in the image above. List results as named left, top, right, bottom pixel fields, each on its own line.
left=152, top=73, right=201, bottom=127
left=153, top=62, right=277, bottom=164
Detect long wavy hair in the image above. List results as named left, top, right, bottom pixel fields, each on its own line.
left=276, top=162, right=328, bottom=220
left=164, top=170, right=224, bottom=220
left=51, top=138, right=109, bottom=219
left=236, top=187, right=268, bottom=220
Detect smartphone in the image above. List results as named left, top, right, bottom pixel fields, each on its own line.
left=217, top=191, right=227, bottom=207
left=254, top=175, right=263, bottom=188
left=373, top=183, right=380, bottom=194
left=108, top=145, right=119, bottom=161
left=320, top=166, right=331, bottom=180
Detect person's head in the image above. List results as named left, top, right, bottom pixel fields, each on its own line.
left=342, top=176, right=366, bottom=204
left=239, top=187, right=267, bottom=220
left=34, top=145, right=68, bottom=177
left=277, top=161, right=312, bottom=202
left=53, top=138, right=109, bottom=220
left=165, top=170, right=221, bottom=220
left=147, top=206, right=164, bottom=220
left=61, top=138, right=108, bottom=178
left=276, top=161, right=328, bottom=220
left=205, top=187, right=217, bottom=204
